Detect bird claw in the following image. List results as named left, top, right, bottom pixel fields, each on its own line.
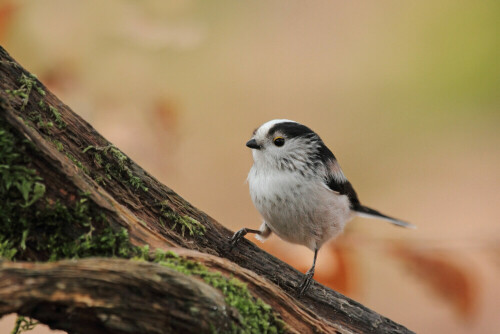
left=228, top=228, right=247, bottom=252
left=297, top=269, right=315, bottom=296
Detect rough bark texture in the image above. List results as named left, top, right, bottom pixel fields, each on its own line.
left=0, top=46, right=414, bottom=334
left=0, top=259, right=235, bottom=334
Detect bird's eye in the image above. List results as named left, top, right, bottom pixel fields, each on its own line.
left=273, top=136, right=285, bottom=147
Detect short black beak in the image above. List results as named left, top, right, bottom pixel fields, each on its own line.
left=246, top=138, right=261, bottom=150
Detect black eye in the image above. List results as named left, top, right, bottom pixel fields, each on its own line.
left=273, top=136, right=285, bottom=147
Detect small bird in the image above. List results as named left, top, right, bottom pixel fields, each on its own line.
left=230, top=119, right=415, bottom=295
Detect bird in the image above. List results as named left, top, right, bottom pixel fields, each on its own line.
left=229, top=119, right=415, bottom=295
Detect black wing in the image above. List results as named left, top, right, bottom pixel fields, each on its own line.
left=326, top=175, right=361, bottom=209
left=318, top=142, right=362, bottom=209
left=322, top=145, right=415, bottom=228
left=326, top=170, right=415, bottom=228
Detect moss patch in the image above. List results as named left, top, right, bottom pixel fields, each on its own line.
left=49, top=139, right=64, bottom=152
left=0, top=118, right=136, bottom=262
left=1, top=117, right=146, bottom=332
left=5, top=72, right=144, bottom=202
left=10, top=315, right=38, bottom=334
left=5, top=73, right=45, bottom=111
left=158, top=200, right=206, bottom=237
left=83, top=144, right=148, bottom=192
left=27, top=111, right=54, bottom=135
left=48, top=105, right=66, bottom=129
left=153, top=250, right=285, bottom=334
left=4, top=72, right=66, bottom=137
left=65, top=152, right=90, bottom=174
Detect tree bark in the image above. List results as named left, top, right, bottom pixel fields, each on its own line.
left=0, top=259, right=235, bottom=334
left=0, top=46, right=414, bottom=334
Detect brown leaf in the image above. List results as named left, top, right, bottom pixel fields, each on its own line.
left=39, top=63, right=78, bottom=94
left=151, top=98, right=179, bottom=133
left=314, top=242, right=358, bottom=296
left=392, top=243, right=478, bottom=319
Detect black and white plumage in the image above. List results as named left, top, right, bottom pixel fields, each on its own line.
left=229, top=119, right=415, bottom=295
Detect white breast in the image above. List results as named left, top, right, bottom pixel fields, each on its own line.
left=248, top=165, right=353, bottom=250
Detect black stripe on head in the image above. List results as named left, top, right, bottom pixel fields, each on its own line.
left=269, top=122, right=338, bottom=161
left=317, top=141, right=337, bottom=162
left=268, top=122, right=316, bottom=139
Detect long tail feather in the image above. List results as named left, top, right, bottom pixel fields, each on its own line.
left=354, top=205, right=416, bottom=229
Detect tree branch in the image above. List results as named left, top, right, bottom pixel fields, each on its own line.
left=0, top=258, right=235, bottom=334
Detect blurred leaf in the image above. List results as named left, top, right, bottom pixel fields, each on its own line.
left=314, top=242, right=357, bottom=296
left=152, top=98, right=179, bottom=133
left=392, top=243, right=478, bottom=319
left=0, top=1, right=17, bottom=42
left=40, top=63, right=78, bottom=93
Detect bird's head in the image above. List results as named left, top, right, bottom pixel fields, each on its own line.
left=246, top=119, right=325, bottom=171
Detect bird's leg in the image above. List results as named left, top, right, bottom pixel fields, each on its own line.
left=228, top=228, right=261, bottom=251
left=298, top=248, right=319, bottom=295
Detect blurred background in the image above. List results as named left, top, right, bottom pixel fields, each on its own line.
left=1, top=1, right=499, bottom=333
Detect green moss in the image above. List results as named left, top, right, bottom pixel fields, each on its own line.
left=0, top=235, right=17, bottom=260
left=27, top=111, right=54, bottom=134
left=65, top=152, right=90, bottom=174
left=5, top=85, right=27, bottom=100
left=10, top=315, right=38, bottom=334
left=0, top=60, right=20, bottom=68
left=158, top=200, right=206, bottom=237
left=83, top=145, right=148, bottom=192
left=5, top=73, right=45, bottom=111
left=93, top=175, right=105, bottom=185
left=27, top=103, right=65, bottom=133
left=162, top=212, right=206, bottom=237
left=5, top=72, right=65, bottom=133
left=153, top=249, right=285, bottom=334
left=0, top=119, right=136, bottom=262
left=49, top=139, right=64, bottom=152
left=6, top=72, right=144, bottom=193
left=6, top=73, right=75, bottom=180
left=48, top=106, right=66, bottom=129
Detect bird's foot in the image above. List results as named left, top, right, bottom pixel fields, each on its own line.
left=297, top=269, right=315, bottom=296
left=228, top=228, right=248, bottom=252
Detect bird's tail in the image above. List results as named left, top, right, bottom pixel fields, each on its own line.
left=354, top=205, right=416, bottom=229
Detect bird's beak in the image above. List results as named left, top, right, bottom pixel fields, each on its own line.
left=246, top=138, right=261, bottom=150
